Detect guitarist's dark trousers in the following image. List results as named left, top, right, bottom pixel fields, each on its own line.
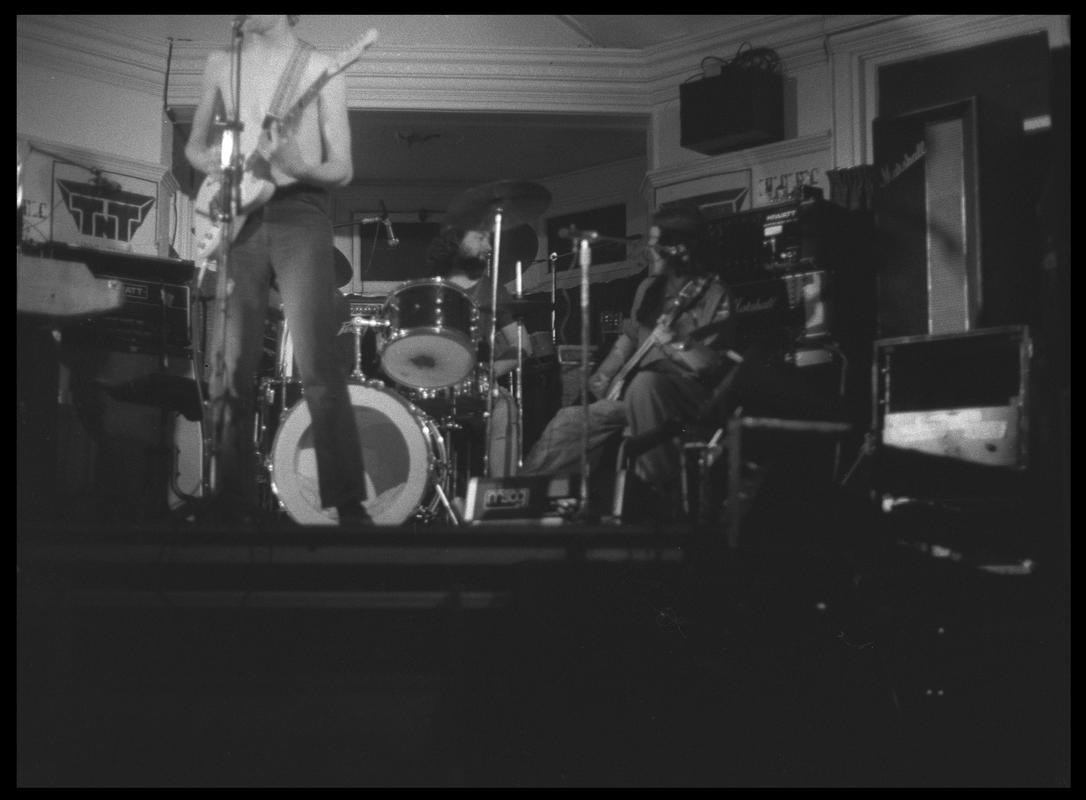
left=206, top=185, right=367, bottom=511
left=521, top=362, right=708, bottom=501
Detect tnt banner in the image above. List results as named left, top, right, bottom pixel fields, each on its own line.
left=20, top=145, right=161, bottom=256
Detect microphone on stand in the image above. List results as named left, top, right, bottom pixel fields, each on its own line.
left=379, top=200, right=399, bottom=248
left=558, top=226, right=598, bottom=242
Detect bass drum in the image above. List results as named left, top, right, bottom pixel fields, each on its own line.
left=270, top=381, right=446, bottom=525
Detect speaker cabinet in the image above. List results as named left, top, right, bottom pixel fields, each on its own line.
left=872, top=96, right=1025, bottom=338
left=680, top=68, right=783, bottom=155
left=874, top=325, right=1030, bottom=471
left=53, top=348, right=199, bottom=524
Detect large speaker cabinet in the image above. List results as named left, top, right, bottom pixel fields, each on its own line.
left=872, top=96, right=1026, bottom=338
left=871, top=325, right=1032, bottom=508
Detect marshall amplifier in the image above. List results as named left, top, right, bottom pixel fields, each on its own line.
left=727, top=270, right=829, bottom=353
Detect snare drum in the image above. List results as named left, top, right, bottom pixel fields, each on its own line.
left=270, top=381, right=446, bottom=525
left=379, top=278, right=479, bottom=390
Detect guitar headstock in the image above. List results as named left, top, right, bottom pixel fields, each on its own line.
left=331, top=29, right=379, bottom=73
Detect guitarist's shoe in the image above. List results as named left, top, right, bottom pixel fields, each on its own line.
left=337, top=501, right=375, bottom=529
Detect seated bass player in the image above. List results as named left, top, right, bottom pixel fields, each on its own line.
left=520, top=203, right=734, bottom=514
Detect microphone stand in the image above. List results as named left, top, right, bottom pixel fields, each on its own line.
left=514, top=260, right=524, bottom=471
left=482, top=207, right=504, bottom=479
left=575, top=233, right=593, bottom=520
left=204, top=18, right=247, bottom=502
left=549, top=252, right=558, bottom=348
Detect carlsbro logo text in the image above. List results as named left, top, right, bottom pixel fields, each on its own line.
left=880, top=141, right=926, bottom=186
left=483, top=487, right=532, bottom=509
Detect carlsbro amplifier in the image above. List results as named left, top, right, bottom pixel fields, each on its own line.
left=24, top=242, right=194, bottom=356
left=463, top=475, right=577, bottom=524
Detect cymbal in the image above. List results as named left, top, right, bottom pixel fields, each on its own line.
left=444, top=180, right=552, bottom=231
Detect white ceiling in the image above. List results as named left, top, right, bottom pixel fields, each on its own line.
left=152, top=15, right=768, bottom=191
left=347, top=109, right=649, bottom=186
left=96, top=14, right=759, bottom=51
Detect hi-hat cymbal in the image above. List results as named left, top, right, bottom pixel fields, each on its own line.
left=444, top=180, right=552, bottom=231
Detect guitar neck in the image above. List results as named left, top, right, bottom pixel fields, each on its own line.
left=279, top=72, right=332, bottom=129
left=605, top=276, right=712, bottom=401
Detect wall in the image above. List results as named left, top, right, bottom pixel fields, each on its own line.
left=18, top=66, right=165, bottom=164
left=17, top=15, right=1070, bottom=260
left=645, top=15, right=1069, bottom=210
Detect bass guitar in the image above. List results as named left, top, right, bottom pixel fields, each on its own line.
left=603, top=275, right=711, bottom=402
left=192, top=29, right=379, bottom=271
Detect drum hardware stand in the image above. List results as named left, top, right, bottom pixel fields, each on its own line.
left=339, top=314, right=387, bottom=382
left=431, top=479, right=461, bottom=526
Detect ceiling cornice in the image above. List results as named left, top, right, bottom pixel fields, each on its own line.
left=18, top=14, right=1063, bottom=117
left=18, top=15, right=171, bottom=97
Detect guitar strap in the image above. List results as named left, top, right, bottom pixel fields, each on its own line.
left=268, top=41, right=315, bottom=121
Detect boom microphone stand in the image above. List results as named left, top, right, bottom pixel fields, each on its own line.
left=203, top=16, right=248, bottom=502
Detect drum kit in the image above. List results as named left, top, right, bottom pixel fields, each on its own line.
left=249, top=180, right=554, bottom=526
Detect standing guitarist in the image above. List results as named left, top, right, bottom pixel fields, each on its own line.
left=521, top=203, right=732, bottom=512
left=185, top=15, right=372, bottom=526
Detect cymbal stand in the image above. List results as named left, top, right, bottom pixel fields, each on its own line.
left=482, top=207, right=504, bottom=479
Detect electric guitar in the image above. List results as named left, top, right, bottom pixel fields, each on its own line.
left=191, top=29, right=379, bottom=271
left=603, top=275, right=711, bottom=402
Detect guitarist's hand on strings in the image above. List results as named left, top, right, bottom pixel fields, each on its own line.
left=189, top=143, right=224, bottom=179
left=263, top=124, right=313, bottom=182
left=649, top=320, right=679, bottom=348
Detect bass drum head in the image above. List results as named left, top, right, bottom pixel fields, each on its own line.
left=270, top=382, right=442, bottom=525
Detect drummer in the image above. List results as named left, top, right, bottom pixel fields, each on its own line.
left=423, top=223, right=533, bottom=376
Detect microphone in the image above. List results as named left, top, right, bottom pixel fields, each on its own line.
left=558, top=227, right=598, bottom=242
left=379, top=200, right=399, bottom=248
left=653, top=243, right=688, bottom=258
